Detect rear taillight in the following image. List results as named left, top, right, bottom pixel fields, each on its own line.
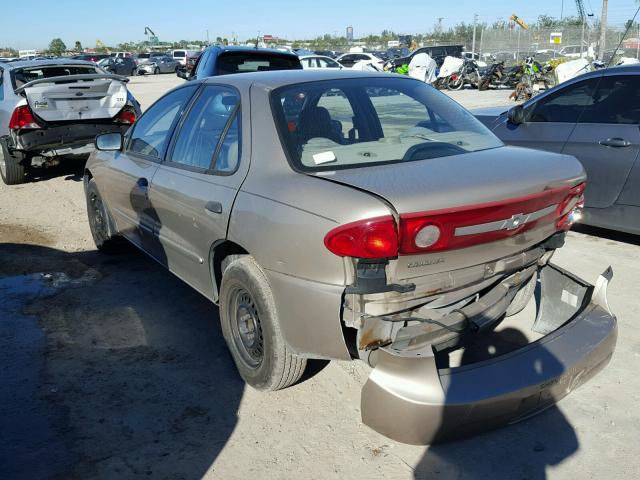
left=557, top=183, right=586, bottom=230
left=324, top=183, right=586, bottom=259
left=116, top=106, right=136, bottom=125
left=324, top=216, right=398, bottom=259
left=9, top=105, right=41, bottom=130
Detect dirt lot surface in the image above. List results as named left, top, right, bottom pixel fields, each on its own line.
left=1, top=74, right=639, bottom=480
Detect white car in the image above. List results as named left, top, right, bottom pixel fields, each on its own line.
left=336, top=52, right=384, bottom=70
left=298, top=55, right=343, bottom=70
left=559, top=45, right=587, bottom=59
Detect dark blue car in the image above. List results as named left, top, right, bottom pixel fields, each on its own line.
left=179, top=46, right=302, bottom=81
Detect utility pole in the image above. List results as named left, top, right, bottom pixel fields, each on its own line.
left=472, top=13, right=478, bottom=54
left=598, top=0, right=608, bottom=60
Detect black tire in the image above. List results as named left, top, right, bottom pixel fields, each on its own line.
left=0, top=137, right=27, bottom=185
left=219, top=255, right=306, bottom=391
left=506, top=271, right=538, bottom=317
left=85, top=179, right=123, bottom=253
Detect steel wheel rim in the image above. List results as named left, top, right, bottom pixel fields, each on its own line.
left=89, top=192, right=107, bottom=240
left=0, top=145, right=6, bottom=176
left=230, top=288, right=264, bottom=369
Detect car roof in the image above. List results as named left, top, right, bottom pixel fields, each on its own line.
left=299, top=55, right=334, bottom=60
left=205, top=45, right=299, bottom=58
left=2, top=58, right=97, bottom=69
left=573, top=64, right=640, bottom=81
left=199, top=69, right=412, bottom=89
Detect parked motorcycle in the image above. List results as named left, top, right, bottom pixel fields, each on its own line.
left=478, top=61, right=523, bottom=90
left=447, top=58, right=481, bottom=90
left=520, top=56, right=555, bottom=90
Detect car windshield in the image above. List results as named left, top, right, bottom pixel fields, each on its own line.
left=11, top=65, right=101, bottom=88
left=272, top=77, right=502, bottom=171
left=216, top=52, right=301, bottom=74
left=138, top=53, right=151, bottom=59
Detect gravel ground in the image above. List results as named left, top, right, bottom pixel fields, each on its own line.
left=1, top=74, right=638, bottom=480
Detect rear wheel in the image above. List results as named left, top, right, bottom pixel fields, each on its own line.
left=0, top=137, right=27, bottom=185
left=219, top=255, right=306, bottom=391
left=86, top=179, right=123, bottom=253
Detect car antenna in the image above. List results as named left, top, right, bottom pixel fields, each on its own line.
left=605, top=5, right=639, bottom=68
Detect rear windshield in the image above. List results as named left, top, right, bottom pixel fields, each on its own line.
left=137, top=53, right=151, bottom=59
left=272, top=77, right=502, bottom=172
left=11, top=65, right=101, bottom=89
left=215, top=52, right=301, bottom=75
left=173, top=51, right=186, bottom=57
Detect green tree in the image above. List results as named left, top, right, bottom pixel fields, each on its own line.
left=48, top=38, right=66, bottom=56
left=74, top=41, right=82, bottom=52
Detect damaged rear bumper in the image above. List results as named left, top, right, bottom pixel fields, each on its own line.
left=361, top=263, right=617, bottom=444
left=8, top=122, right=129, bottom=154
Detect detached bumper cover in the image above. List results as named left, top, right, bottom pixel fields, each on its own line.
left=361, top=264, right=617, bottom=445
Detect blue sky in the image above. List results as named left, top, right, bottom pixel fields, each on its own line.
left=1, top=0, right=638, bottom=49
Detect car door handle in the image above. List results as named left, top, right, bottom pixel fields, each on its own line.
left=205, top=201, right=223, bottom=214
left=599, top=138, right=631, bottom=148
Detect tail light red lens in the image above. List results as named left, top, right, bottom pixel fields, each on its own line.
left=324, top=216, right=398, bottom=259
left=324, top=183, right=587, bottom=259
left=9, top=105, right=41, bottom=130
left=115, top=106, right=136, bottom=125
left=557, top=183, right=586, bottom=230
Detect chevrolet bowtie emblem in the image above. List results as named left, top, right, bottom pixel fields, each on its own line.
left=503, top=213, right=528, bottom=230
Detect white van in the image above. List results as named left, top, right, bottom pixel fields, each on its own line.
left=171, top=49, right=198, bottom=66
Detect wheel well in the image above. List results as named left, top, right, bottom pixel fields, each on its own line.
left=211, top=240, right=249, bottom=301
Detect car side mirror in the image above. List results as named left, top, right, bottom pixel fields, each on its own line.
left=507, top=105, right=526, bottom=125
left=176, top=68, right=188, bottom=80
left=95, top=132, right=123, bottom=151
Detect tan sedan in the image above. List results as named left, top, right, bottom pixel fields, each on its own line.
left=84, top=70, right=616, bottom=444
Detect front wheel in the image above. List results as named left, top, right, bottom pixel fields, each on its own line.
left=219, top=255, right=306, bottom=391
left=0, top=137, right=26, bottom=185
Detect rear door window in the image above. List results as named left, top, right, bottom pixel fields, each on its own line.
left=168, top=86, right=240, bottom=173
left=578, top=75, right=640, bottom=125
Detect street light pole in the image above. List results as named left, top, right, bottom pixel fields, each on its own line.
left=598, top=0, right=608, bottom=61
left=472, top=13, right=478, bottom=54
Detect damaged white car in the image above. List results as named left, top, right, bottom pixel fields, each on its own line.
left=0, top=59, right=141, bottom=184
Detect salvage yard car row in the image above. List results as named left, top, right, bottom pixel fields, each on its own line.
left=0, top=47, right=630, bottom=445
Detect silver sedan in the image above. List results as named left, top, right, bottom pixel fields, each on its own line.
left=84, top=70, right=616, bottom=444
left=137, top=54, right=178, bottom=75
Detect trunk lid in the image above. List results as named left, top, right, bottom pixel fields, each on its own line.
left=314, top=146, right=585, bottom=280
left=17, top=74, right=129, bottom=122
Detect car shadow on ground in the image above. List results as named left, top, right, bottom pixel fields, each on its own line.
left=412, top=329, right=579, bottom=480
left=0, top=242, right=244, bottom=479
left=27, top=157, right=86, bottom=183
left=413, top=406, right=578, bottom=480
